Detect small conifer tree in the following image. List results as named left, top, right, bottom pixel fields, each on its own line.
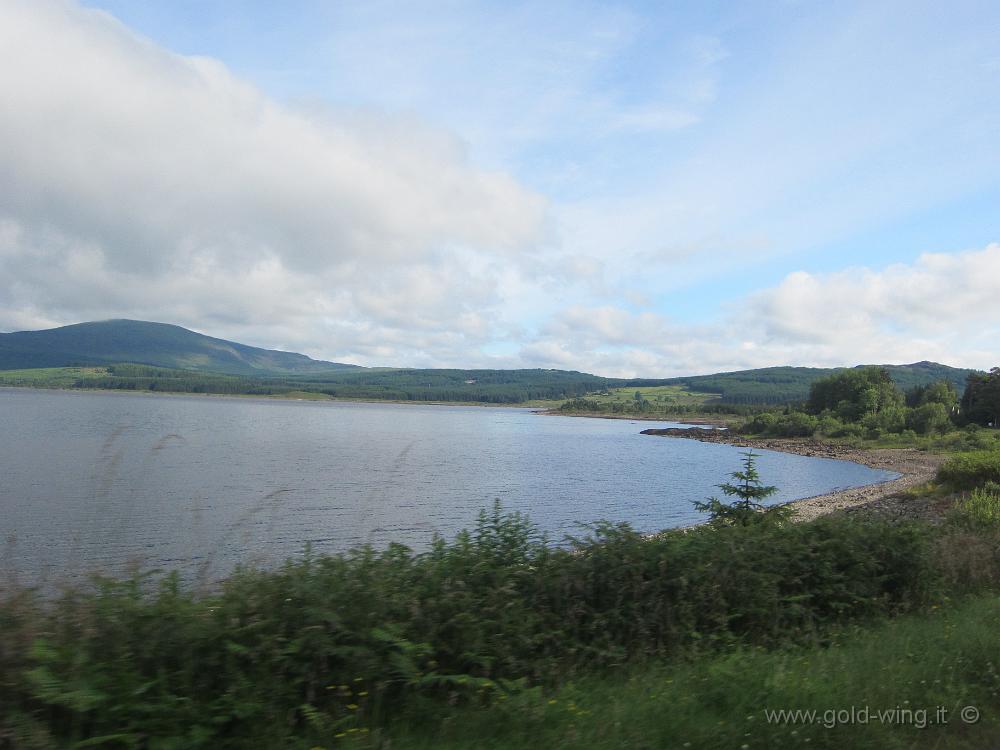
left=694, top=450, right=782, bottom=526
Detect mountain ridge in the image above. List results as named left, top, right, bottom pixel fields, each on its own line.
left=0, top=319, right=360, bottom=376
left=633, top=362, right=977, bottom=404
left=0, top=319, right=982, bottom=404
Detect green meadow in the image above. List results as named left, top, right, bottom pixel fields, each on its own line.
left=0, top=366, right=110, bottom=388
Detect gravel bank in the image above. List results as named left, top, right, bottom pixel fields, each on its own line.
left=640, top=428, right=947, bottom=522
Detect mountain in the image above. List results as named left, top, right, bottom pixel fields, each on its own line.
left=0, top=320, right=360, bottom=376
left=630, top=362, right=978, bottom=405
left=0, top=319, right=980, bottom=405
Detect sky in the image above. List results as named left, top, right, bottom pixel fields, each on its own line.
left=0, top=0, right=998, bottom=376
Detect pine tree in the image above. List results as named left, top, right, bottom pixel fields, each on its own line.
left=694, top=450, right=781, bottom=526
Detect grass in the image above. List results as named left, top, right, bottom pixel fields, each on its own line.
left=938, top=451, right=1000, bottom=490
left=954, top=486, right=1000, bottom=528
left=741, top=410, right=1000, bottom=453
left=538, top=386, right=748, bottom=425
left=272, top=390, right=336, bottom=400
left=524, top=384, right=718, bottom=410
left=572, top=385, right=716, bottom=408
left=0, top=506, right=968, bottom=748
left=0, top=366, right=109, bottom=387
left=851, top=430, right=1000, bottom=452
left=524, top=385, right=719, bottom=410
left=384, top=594, right=1000, bottom=749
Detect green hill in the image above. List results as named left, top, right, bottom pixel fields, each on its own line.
left=0, top=319, right=360, bottom=376
left=631, top=362, right=976, bottom=405
left=0, top=320, right=980, bottom=406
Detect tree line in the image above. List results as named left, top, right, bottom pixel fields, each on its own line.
left=745, top=366, right=999, bottom=438
left=64, top=363, right=609, bottom=404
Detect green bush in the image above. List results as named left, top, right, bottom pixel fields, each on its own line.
left=937, top=450, right=1000, bottom=489
left=815, top=413, right=847, bottom=436
left=386, top=595, right=1000, bottom=750
left=954, top=484, right=1000, bottom=528
left=0, top=507, right=944, bottom=747
left=916, top=426, right=1000, bottom=452
left=861, top=404, right=908, bottom=436
left=828, top=421, right=866, bottom=439
left=807, top=367, right=903, bottom=421
left=906, top=402, right=952, bottom=435
left=743, top=410, right=818, bottom=437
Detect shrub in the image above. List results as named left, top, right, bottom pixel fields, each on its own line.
left=743, top=410, right=817, bottom=437
left=954, top=483, right=1000, bottom=528
left=807, top=367, right=903, bottom=420
left=828, top=421, right=865, bottom=440
left=906, top=402, right=952, bottom=435
left=815, top=413, right=847, bottom=436
left=935, top=527, right=1000, bottom=591
left=936, top=450, right=1000, bottom=490
left=0, top=509, right=943, bottom=746
left=861, top=404, right=907, bottom=436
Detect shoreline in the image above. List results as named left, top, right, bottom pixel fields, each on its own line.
left=0, top=385, right=538, bottom=409
left=2, top=385, right=734, bottom=422
left=0, top=385, right=947, bottom=521
left=534, top=409, right=733, bottom=426
left=639, top=427, right=947, bottom=522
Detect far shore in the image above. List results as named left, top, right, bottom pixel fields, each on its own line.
left=0, top=384, right=542, bottom=409
left=639, top=427, right=947, bottom=523
left=0, top=384, right=948, bottom=522
left=534, top=408, right=733, bottom=426
left=0, top=385, right=736, bottom=420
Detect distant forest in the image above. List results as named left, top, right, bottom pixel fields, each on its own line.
left=0, top=320, right=979, bottom=408
left=50, top=364, right=611, bottom=404
left=740, top=365, right=1000, bottom=438
left=0, top=360, right=981, bottom=408
left=647, top=362, right=975, bottom=405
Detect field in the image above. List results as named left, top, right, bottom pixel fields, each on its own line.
left=0, top=366, right=109, bottom=388
left=527, top=384, right=718, bottom=407
left=566, top=384, right=716, bottom=408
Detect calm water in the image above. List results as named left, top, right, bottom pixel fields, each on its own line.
left=1, top=388, right=898, bottom=585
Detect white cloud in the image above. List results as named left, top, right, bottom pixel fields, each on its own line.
left=0, top=1, right=545, bottom=268
left=1, top=1, right=997, bottom=378
left=0, top=0, right=545, bottom=360
left=516, top=245, right=1000, bottom=377
left=745, top=243, right=1000, bottom=368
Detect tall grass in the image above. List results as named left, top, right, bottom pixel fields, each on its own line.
left=0, top=503, right=961, bottom=748
left=953, top=484, right=1000, bottom=527
left=386, top=595, right=1000, bottom=749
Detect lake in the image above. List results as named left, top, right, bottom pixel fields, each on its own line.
left=1, top=388, right=898, bottom=586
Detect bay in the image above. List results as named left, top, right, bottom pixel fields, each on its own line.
left=0, top=388, right=898, bottom=585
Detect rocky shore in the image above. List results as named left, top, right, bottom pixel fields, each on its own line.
left=640, top=427, right=948, bottom=523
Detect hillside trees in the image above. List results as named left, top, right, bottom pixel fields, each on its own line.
left=747, top=369, right=970, bottom=438
left=905, top=402, right=953, bottom=435
left=906, top=379, right=958, bottom=409
left=961, top=368, right=1000, bottom=427
left=806, top=367, right=904, bottom=421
